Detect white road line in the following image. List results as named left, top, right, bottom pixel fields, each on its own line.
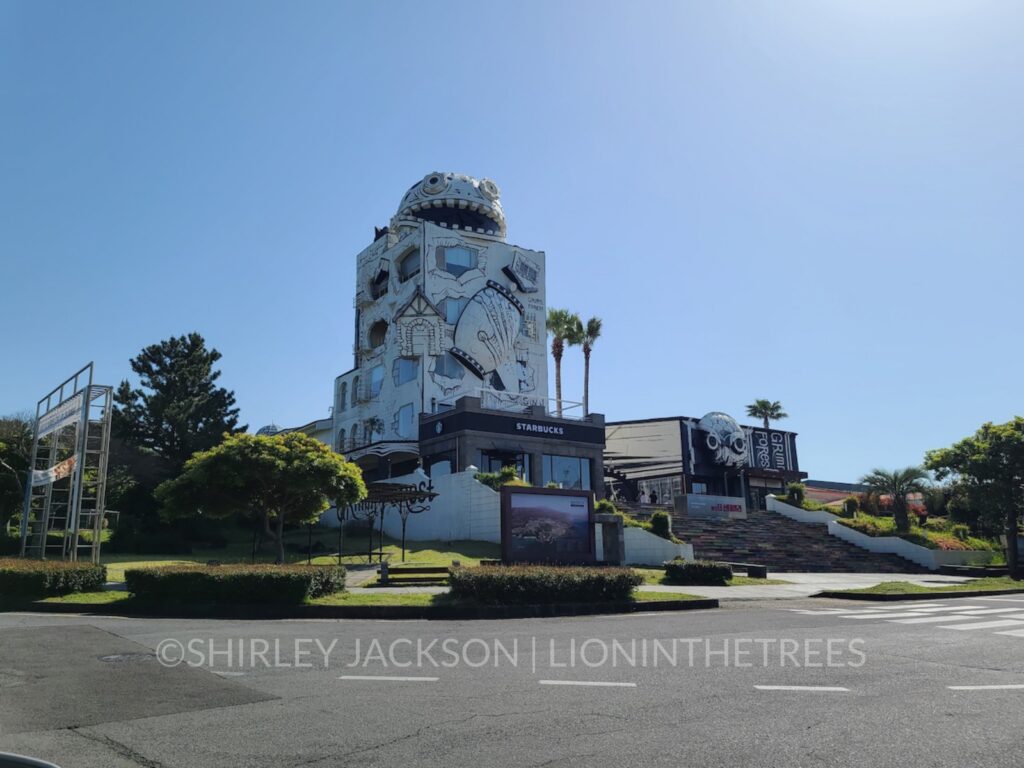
left=891, top=615, right=997, bottom=625
left=908, top=605, right=988, bottom=612
left=539, top=680, right=637, bottom=688
left=955, top=608, right=1023, bottom=616
left=754, top=685, right=849, bottom=692
left=939, top=619, right=1024, bottom=631
left=213, top=670, right=246, bottom=677
left=870, top=603, right=943, bottom=610
left=948, top=684, right=1024, bottom=691
left=995, top=629, right=1024, bottom=638
left=971, top=597, right=1024, bottom=603
left=843, top=612, right=929, bottom=620
left=338, top=675, right=439, bottom=682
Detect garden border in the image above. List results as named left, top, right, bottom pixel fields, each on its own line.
left=0, top=596, right=718, bottom=620
left=815, top=587, right=1024, bottom=601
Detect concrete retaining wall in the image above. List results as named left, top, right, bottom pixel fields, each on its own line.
left=827, top=519, right=996, bottom=570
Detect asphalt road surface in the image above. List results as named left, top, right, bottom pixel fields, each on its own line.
left=2, top=596, right=1024, bottom=768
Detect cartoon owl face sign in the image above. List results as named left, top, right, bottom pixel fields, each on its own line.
left=697, top=412, right=748, bottom=467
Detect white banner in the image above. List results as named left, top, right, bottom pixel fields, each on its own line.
left=36, top=393, right=84, bottom=438
left=31, top=455, right=77, bottom=487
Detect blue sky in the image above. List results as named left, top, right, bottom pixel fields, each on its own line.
left=1, top=1, right=1021, bottom=481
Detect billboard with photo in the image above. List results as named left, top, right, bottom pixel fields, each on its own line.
left=500, top=486, right=595, bottom=564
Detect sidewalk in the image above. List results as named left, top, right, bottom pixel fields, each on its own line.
left=347, top=572, right=975, bottom=600
left=637, top=572, right=973, bottom=600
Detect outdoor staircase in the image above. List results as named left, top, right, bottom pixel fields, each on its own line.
left=668, top=507, right=928, bottom=573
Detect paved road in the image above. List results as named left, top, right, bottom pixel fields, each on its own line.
left=2, top=596, right=1023, bottom=767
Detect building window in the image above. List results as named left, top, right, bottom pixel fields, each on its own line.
left=441, top=297, right=470, bottom=325
left=396, top=403, right=415, bottom=439
left=370, top=269, right=389, bottom=299
left=438, top=245, right=478, bottom=277
left=426, top=454, right=454, bottom=478
left=351, top=376, right=360, bottom=407
left=338, top=382, right=347, bottom=412
left=692, top=481, right=708, bottom=495
left=542, top=455, right=591, bottom=490
left=368, top=320, right=388, bottom=349
left=368, top=365, right=384, bottom=398
left=336, top=428, right=346, bottom=451
left=481, top=451, right=530, bottom=484
left=393, top=357, right=419, bottom=386
left=398, top=248, right=420, bottom=282
left=432, top=352, right=465, bottom=379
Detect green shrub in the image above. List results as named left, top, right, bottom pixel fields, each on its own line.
left=448, top=565, right=641, bottom=604
left=951, top=524, right=971, bottom=542
left=124, top=564, right=345, bottom=604
left=786, top=482, right=806, bottom=506
left=859, top=492, right=880, bottom=515
left=0, top=558, right=107, bottom=599
left=842, top=497, right=859, bottom=517
left=475, top=466, right=529, bottom=491
left=663, top=558, right=732, bottom=586
left=595, top=499, right=617, bottom=516
left=649, top=510, right=673, bottom=540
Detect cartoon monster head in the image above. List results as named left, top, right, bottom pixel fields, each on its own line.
left=393, top=172, right=506, bottom=239
left=697, top=412, right=748, bottom=467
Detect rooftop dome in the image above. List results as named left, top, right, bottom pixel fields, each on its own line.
left=256, top=424, right=282, bottom=436
left=393, top=172, right=506, bottom=239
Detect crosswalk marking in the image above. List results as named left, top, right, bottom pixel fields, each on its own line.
left=939, top=619, right=1024, bottom=631
left=788, top=599, right=1024, bottom=640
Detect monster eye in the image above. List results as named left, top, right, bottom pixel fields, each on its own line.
left=478, top=178, right=500, bottom=201
left=422, top=173, right=447, bottom=195
left=732, top=436, right=747, bottom=454
left=705, top=433, right=720, bottom=451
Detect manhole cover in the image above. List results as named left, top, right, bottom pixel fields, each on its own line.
left=97, top=652, right=156, bottom=663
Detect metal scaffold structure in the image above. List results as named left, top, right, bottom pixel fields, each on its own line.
left=20, top=363, right=113, bottom=563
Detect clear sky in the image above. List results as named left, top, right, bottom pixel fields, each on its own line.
left=1, top=1, right=1021, bottom=481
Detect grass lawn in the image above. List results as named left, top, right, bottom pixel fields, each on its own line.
left=100, top=531, right=500, bottom=582
left=40, top=590, right=130, bottom=604
left=632, top=567, right=791, bottom=587
left=837, top=577, right=1024, bottom=596
left=632, top=589, right=702, bottom=602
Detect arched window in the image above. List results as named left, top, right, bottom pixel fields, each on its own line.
left=336, top=427, right=346, bottom=451
left=370, top=268, right=389, bottom=299
left=338, top=382, right=348, bottom=412
left=398, top=248, right=420, bottom=282
left=351, top=376, right=360, bottom=408
left=369, top=320, right=388, bottom=349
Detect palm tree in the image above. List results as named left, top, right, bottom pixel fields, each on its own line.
left=859, top=467, right=930, bottom=533
left=746, top=399, right=789, bottom=429
left=580, top=317, right=602, bottom=417
left=546, top=308, right=581, bottom=418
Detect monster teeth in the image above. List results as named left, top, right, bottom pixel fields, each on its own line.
left=410, top=204, right=421, bottom=212
left=468, top=202, right=480, bottom=211
left=458, top=200, right=468, bottom=209
left=445, top=199, right=455, bottom=207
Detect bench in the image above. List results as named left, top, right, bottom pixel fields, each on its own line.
left=376, top=562, right=456, bottom=585
left=721, top=562, right=769, bottom=579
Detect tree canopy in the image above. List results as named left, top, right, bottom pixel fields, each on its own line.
left=155, top=431, right=367, bottom=563
left=859, top=466, right=929, bottom=534
left=0, top=413, right=33, bottom=542
left=113, top=332, right=244, bottom=470
left=745, top=399, right=788, bottom=429
left=926, top=418, right=1024, bottom=579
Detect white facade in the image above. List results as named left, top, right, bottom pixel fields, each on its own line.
left=332, top=172, right=549, bottom=472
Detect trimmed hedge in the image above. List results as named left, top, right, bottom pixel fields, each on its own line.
left=0, top=558, right=107, bottom=598
left=663, top=558, right=732, bottom=586
left=125, top=564, right=346, bottom=605
left=448, top=565, right=641, bottom=604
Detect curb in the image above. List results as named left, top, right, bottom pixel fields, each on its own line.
left=3, top=597, right=719, bottom=620
left=815, top=588, right=1024, bottom=602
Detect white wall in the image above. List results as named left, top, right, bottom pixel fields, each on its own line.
left=767, top=495, right=841, bottom=524
left=595, top=525, right=692, bottom=566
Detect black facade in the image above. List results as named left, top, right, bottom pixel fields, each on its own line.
left=419, top=396, right=606, bottom=496
left=604, top=416, right=807, bottom=510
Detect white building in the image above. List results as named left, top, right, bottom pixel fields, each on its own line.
left=331, top=172, right=554, bottom=481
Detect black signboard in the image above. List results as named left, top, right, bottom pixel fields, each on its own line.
left=500, top=486, right=596, bottom=564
